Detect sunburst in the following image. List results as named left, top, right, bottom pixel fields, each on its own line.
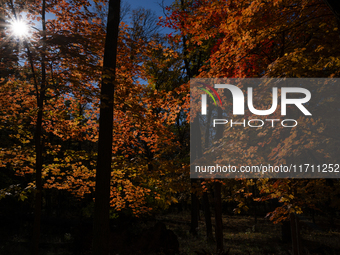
left=10, top=19, right=29, bottom=38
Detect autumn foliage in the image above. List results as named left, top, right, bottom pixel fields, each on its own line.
left=0, top=0, right=187, bottom=217
left=160, top=0, right=340, bottom=223
left=0, top=0, right=340, bottom=253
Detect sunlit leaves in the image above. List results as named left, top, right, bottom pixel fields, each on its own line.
left=162, top=0, right=340, bottom=223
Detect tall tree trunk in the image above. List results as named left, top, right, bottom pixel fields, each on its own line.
left=202, top=191, right=214, bottom=242
left=32, top=97, right=44, bottom=255
left=202, top=101, right=213, bottom=242
left=93, top=1, right=120, bottom=255
left=290, top=213, right=302, bottom=255
left=214, top=182, right=223, bottom=253
left=214, top=107, right=224, bottom=253
left=190, top=116, right=202, bottom=235
left=190, top=179, right=199, bottom=236
left=32, top=1, right=47, bottom=254
left=252, top=179, right=258, bottom=225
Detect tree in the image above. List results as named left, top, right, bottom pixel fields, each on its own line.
left=165, top=1, right=340, bottom=252
left=0, top=1, right=106, bottom=254
left=1, top=4, right=191, bottom=252
left=197, top=0, right=337, bottom=203
left=160, top=0, right=215, bottom=238
left=93, top=0, right=120, bottom=254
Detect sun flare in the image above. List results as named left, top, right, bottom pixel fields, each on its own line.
left=10, top=20, right=29, bottom=37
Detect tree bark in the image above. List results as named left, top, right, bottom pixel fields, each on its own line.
left=214, top=182, right=223, bottom=253
left=202, top=191, right=214, bottom=242
left=190, top=179, right=199, bottom=236
left=214, top=107, right=224, bottom=253
left=92, top=1, right=120, bottom=255
left=252, top=179, right=258, bottom=225
left=201, top=98, right=213, bottom=241
left=190, top=115, right=202, bottom=235
left=32, top=1, right=47, bottom=254
left=290, top=213, right=302, bottom=255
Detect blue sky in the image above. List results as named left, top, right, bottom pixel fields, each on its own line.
left=27, top=0, right=175, bottom=36
left=126, top=0, right=174, bottom=34
left=126, top=0, right=174, bottom=17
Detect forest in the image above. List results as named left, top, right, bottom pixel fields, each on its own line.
left=0, top=0, right=340, bottom=254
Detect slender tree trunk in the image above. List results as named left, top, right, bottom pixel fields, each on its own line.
left=290, top=213, right=302, bottom=255
left=190, top=179, right=199, bottom=236
left=32, top=109, right=43, bottom=255
left=201, top=98, right=213, bottom=241
left=190, top=116, right=201, bottom=235
left=214, top=107, right=224, bottom=253
left=92, top=1, right=120, bottom=255
left=202, top=191, right=214, bottom=242
left=32, top=1, right=47, bottom=254
left=214, top=181, right=223, bottom=253
left=252, top=179, right=258, bottom=225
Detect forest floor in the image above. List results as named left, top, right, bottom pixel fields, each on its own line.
left=1, top=210, right=340, bottom=255
left=157, top=211, right=340, bottom=255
